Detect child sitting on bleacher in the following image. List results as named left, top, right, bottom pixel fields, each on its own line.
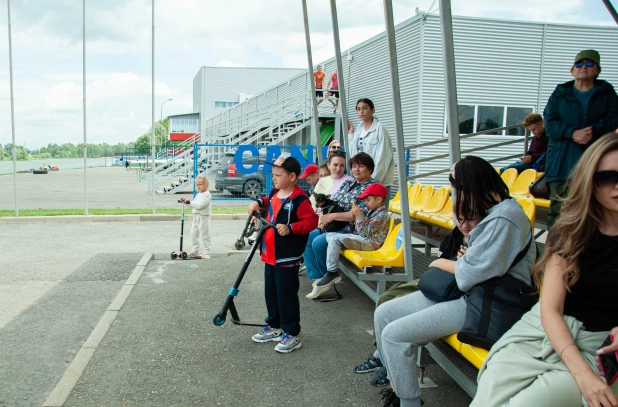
left=307, top=183, right=391, bottom=300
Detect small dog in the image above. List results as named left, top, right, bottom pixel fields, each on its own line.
left=314, top=193, right=348, bottom=232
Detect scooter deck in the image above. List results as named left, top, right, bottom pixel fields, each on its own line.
left=229, top=301, right=264, bottom=327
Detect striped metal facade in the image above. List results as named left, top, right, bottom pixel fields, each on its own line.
left=199, top=14, right=618, bottom=188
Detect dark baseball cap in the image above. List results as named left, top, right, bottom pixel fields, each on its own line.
left=265, top=156, right=302, bottom=176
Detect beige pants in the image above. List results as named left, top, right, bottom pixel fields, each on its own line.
left=191, top=214, right=211, bottom=255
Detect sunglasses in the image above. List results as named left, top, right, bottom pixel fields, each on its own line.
left=330, top=146, right=340, bottom=150
left=593, top=170, right=618, bottom=188
left=575, top=60, right=596, bottom=69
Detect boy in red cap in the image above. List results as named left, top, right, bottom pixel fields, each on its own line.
left=247, top=156, right=318, bottom=353
left=308, top=182, right=391, bottom=299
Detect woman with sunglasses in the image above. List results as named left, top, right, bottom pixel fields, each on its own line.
left=472, top=132, right=618, bottom=407
left=543, top=49, right=618, bottom=229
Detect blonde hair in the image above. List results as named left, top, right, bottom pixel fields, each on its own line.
left=196, top=175, right=209, bottom=188
left=534, top=132, right=618, bottom=290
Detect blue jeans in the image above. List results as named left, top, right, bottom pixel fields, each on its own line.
left=500, top=161, right=533, bottom=174
left=303, top=229, right=345, bottom=280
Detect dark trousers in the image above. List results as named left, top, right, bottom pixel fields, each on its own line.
left=264, top=264, right=301, bottom=336
left=547, top=181, right=567, bottom=230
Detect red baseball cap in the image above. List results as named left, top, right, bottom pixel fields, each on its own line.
left=358, top=183, right=388, bottom=199
left=299, top=164, right=319, bottom=179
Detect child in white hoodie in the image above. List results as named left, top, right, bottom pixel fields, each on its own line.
left=181, top=175, right=212, bottom=259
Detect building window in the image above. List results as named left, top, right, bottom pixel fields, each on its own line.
left=458, top=105, right=475, bottom=134
left=446, top=104, right=535, bottom=136
left=506, top=107, right=533, bottom=135
left=476, top=106, right=504, bottom=135
left=215, top=101, right=240, bottom=108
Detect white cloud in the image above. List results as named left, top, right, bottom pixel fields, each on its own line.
left=0, top=0, right=614, bottom=149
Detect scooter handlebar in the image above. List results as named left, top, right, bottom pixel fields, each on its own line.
left=252, top=211, right=275, bottom=228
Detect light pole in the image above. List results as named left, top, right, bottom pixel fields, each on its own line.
left=160, top=98, right=172, bottom=125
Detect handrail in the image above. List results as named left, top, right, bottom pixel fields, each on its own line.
left=405, top=123, right=530, bottom=182
left=404, top=123, right=525, bottom=150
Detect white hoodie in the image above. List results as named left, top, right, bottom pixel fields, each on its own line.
left=190, top=191, right=212, bottom=216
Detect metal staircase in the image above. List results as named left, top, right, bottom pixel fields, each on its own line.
left=152, top=92, right=314, bottom=194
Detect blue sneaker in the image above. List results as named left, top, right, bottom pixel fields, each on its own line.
left=274, top=333, right=302, bottom=353
left=252, top=326, right=284, bottom=343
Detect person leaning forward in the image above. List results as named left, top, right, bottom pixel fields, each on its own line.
left=543, top=49, right=618, bottom=229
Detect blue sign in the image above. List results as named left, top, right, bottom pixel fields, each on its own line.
left=395, top=227, right=404, bottom=251
left=234, top=145, right=315, bottom=174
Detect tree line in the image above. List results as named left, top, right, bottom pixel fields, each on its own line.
left=0, top=118, right=174, bottom=161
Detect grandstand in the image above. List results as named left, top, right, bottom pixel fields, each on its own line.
left=138, top=8, right=616, bottom=399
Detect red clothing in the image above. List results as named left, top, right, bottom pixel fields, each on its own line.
left=526, top=132, right=548, bottom=161
left=259, top=185, right=318, bottom=266
left=314, top=71, right=326, bottom=90
left=331, top=72, right=338, bottom=90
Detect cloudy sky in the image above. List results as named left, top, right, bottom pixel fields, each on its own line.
left=0, top=0, right=614, bottom=149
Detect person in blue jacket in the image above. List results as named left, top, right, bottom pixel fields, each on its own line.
left=543, top=49, right=618, bottom=229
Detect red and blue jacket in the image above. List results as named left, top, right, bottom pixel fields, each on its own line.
left=256, top=185, right=318, bottom=267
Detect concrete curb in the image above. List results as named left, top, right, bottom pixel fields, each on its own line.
left=0, top=214, right=247, bottom=224
left=42, top=252, right=154, bottom=407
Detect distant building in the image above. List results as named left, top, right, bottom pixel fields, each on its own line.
left=168, top=112, right=200, bottom=142
left=192, top=66, right=306, bottom=127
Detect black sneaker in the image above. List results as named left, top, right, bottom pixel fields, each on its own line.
left=380, top=388, right=400, bottom=407
left=316, top=271, right=342, bottom=287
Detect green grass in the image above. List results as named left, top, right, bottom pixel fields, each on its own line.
left=0, top=207, right=247, bottom=217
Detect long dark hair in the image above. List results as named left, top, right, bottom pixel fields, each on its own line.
left=449, top=156, right=510, bottom=220
left=356, top=98, right=375, bottom=110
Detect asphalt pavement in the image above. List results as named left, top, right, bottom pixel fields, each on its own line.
left=0, top=219, right=471, bottom=407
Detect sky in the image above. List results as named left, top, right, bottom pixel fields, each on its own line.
left=0, top=0, right=614, bottom=149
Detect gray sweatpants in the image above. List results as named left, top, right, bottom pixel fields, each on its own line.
left=375, top=291, right=467, bottom=405
left=325, top=233, right=375, bottom=272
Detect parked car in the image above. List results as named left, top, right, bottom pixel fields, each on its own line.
left=215, top=151, right=312, bottom=199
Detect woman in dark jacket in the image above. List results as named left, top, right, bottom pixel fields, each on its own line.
left=543, top=49, right=618, bottom=229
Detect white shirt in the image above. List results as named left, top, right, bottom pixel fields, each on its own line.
left=190, top=191, right=212, bottom=216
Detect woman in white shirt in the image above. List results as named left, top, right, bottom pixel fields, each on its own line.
left=347, top=98, right=394, bottom=186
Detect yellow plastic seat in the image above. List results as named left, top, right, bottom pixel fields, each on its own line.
left=460, top=344, right=489, bottom=369
left=390, top=183, right=421, bottom=214
left=500, top=168, right=518, bottom=189
left=388, top=186, right=403, bottom=213
left=408, top=185, right=435, bottom=217
left=510, top=169, right=537, bottom=198
left=412, top=186, right=450, bottom=219
left=342, top=220, right=404, bottom=269
left=417, top=196, right=452, bottom=223
left=515, top=197, right=536, bottom=228
left=444, top=334, right=462, bottom=353
left=533, top=198, right=550, bottom=208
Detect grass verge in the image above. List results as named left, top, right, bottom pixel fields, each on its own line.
left=0, top=207, right=247, bottom=217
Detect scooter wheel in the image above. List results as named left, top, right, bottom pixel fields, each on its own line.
left=213, top=314, right=226, bottom=326
left=171, top=252, right=176, bottom=260
left=235, top=240, right=245, bottom=250
left=181, top=252, right=188, bottom=260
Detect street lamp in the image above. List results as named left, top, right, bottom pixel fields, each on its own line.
left=159, top=98, right=173, bottom=155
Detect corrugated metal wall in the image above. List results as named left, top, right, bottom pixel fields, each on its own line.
left=198, top=14, right=618, bottom=189
left=416, top=15, right=618, bottom=186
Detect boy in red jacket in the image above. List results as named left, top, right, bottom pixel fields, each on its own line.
left=247, top=156, right=318, bottom=353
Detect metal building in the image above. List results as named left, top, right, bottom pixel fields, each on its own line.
left=201, top=13, right=618, bottom=184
